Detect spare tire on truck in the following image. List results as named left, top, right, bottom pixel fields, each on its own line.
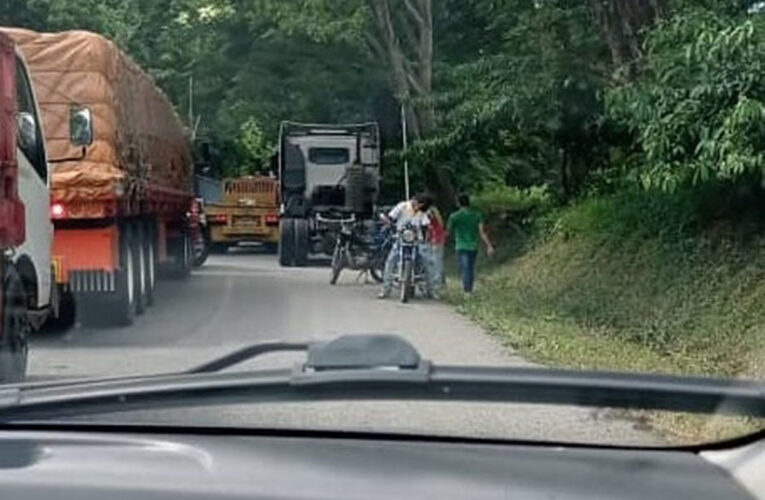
left=344, top=165, right=366, bottom=214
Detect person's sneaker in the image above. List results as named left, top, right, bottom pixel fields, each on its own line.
left=377, top=291, right=390, bottom=299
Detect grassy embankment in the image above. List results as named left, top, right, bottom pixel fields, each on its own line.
left=446, top=187, right=765, bottom=443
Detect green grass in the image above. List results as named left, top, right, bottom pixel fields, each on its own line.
left=447, top=188, right=765, bottom=443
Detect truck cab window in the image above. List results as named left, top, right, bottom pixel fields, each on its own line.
left=15, top=57, right=47, bottom=182
left=309, top=147, right=350, bottom=165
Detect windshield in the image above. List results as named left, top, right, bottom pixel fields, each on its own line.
left=0, top=1, right=763, bottom=448
left=309, top=147, right=351, bottom=165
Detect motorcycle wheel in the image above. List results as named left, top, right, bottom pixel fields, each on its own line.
left=330, top=245, right=345, bottom=285
left=369, top=253, right=384, bottom=283
left=400, top=260, right=413, bottom=303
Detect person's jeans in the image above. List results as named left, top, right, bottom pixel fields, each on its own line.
left=382, top=241, right=436, bottom=295
left=457, top=249, right=478, bottom=293
left=381, top=241, right=400, bottom=294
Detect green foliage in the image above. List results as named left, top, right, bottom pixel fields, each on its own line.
left=608, top=9, right=765, bottom=191
left=236, top=118, right=274, bottom=174
left=416, top=1, right=609, bottom=198
left=472, top=185, right=553, bottom=220
left=455, top=189, right=765, bottom=382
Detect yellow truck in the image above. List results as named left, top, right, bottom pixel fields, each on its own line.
left=204, top=176, right=281, bottom=253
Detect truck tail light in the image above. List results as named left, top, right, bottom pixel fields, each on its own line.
left=51, top=202, right=66, bottom=219
left=210, top=214, right=228, bottom=224
left=265, top=214, right=279, bottom=226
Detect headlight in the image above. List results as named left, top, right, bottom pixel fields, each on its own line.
left=401, top=229, right=416, bottom=244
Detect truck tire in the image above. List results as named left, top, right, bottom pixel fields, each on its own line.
left=294, top=218, right=310, bottom=267
left=193, top=233, right=210, bottom=267
left=134, top=222, right=148, bottom=314
left=108, top=224, right=138, bottom=326
left=47, top=288, right=76, bottom=332
left=143, top=221, right=156, bottom=307
left=168, top=228, right=193, bottom=280
left=0, top=266, right=30, bottom=384
left=279, top=218, right=295, bottom=267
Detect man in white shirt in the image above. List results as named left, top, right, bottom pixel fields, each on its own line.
left=378, top=194, right=433, bottom=299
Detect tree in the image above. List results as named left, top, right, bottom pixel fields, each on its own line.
left=608, top=8, right=765, bottom=191
left=587, top=0, right=667, bottom=79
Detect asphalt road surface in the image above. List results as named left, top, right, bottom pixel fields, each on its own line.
left=29, top=247, right=662, bottom=445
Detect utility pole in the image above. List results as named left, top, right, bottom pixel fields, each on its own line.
left=188, top=75, right=194, bottom=131
left=401, top=102, right=410, bottom=199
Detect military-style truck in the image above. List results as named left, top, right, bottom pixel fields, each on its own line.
left=277, top=122, right=380, bottom=267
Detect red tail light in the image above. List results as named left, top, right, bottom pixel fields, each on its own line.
left=51, top=203, right=66, bottom=219
left=210, top=214, right=228, bottom=224
left=265, top=214, right=279, bottom=225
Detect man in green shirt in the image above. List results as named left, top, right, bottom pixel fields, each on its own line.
left=446, top=194, right=494, bottom=293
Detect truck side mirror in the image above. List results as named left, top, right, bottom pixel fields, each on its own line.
left=70, top=106, right=93, bottom=146
left=17, top=111, right=37, bottom=152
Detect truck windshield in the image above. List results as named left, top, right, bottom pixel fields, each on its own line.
left=309, top=147, right=350, bottom=165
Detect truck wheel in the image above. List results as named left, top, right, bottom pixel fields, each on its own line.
left=193, top=233, right=210, bottom=267
left=279, top=218, right=295, bottom=267
left=0, top=266, right=30, bottom=384
left=134, top=222, right=148, bottom=314
left=168, top=229, right=192, bottom=280
left=47, top=288, right=76, bottom=332
left=294, top=218, right=310, bottom=267
left=109, top=224, right=137, bottom=326
left=143, top=221, right=156, bottom=307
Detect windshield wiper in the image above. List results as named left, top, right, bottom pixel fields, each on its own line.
left=0, top=334, right=762, bottom=421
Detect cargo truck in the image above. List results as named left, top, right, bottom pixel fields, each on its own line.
left=204, top=175, right=280, bottom=253
left=9, top=29, right=196, bottom=326
left=0, top=31, right=54, bottom=382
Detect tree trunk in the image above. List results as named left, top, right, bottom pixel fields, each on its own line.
left=368, top=0, right=453, bottom=206
left=588, top=0, right=666, bottom=79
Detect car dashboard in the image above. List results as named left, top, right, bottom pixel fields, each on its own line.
left=0, top=427, right=761, bottom=500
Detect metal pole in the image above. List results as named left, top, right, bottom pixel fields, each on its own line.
left=188, top=75, right=194, bottom=128
left=401, top=102, right=410, bottom=199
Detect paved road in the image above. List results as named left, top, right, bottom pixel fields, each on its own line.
left=29, top=248, right=660, bottom=445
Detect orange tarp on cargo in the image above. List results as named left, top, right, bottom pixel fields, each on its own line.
left=1, top=28, right=192, bottom=206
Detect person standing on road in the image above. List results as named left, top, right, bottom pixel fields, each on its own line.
left=427, top=203, right=446, bottom=292
left=447, top=194, right=494, bottom=294
left=378, top=194, right=433, bottom=299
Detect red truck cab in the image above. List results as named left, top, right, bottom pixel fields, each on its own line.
left=0, top=32, right=30, bottom=383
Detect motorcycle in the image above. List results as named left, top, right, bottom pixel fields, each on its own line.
left=319, top=215, right=383, bottom=285
left=395, top=222, right=428, bottom=303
